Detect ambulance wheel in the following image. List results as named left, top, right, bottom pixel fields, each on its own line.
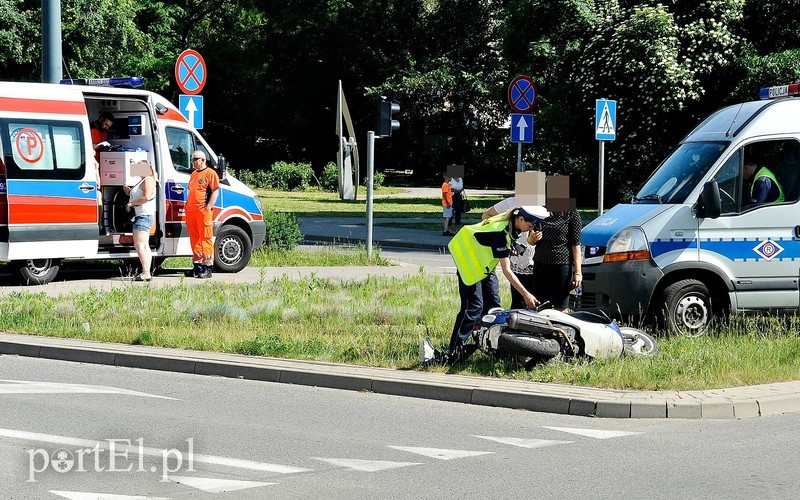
left=659, top=279, right=711, bottom=337
left=214, top=225, right=251, bottom=273
left=11, top=259, right=61, bottom=286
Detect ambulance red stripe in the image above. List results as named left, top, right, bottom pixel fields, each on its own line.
left=7, top=196, right=97, bottom=224
left=0, top=97, right=86, bottom=115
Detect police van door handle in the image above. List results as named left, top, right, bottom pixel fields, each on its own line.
left=795, top=225, right=800, bottom=238
left=171, top=185, right=186, bottom=195
left=78, top=182, right=96, bottom=193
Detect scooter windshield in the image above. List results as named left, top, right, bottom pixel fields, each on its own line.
left=632, top=141, right=728, bottom=204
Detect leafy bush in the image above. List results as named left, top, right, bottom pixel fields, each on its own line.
left=263, top=211, right=303, bottom=250
left=232, top=169, right=271, bottom=189
left=362, top=171, right=385, bottom=189
left=269, top=161, right=314, bottom=191
left=320, top=162, right=339, bottom=191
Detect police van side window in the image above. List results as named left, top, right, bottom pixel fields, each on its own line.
left=713, top=151, right=742, bottom=215
left=1, top=120, right=84, bottom=179
left=714, top=139, right=800, bottom=214
left=743, top=139, right=798, bottom=207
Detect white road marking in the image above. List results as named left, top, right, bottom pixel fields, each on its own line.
left=169, top=475, right=275, bottom=493
left=0, top=428, right=311, bottom=474
left=388, top=446, right=494, bottom=460
left=313, top=457, right=421, bottom=472
left=0, top=380, right=177, bottom=400
left=49, top=492, right=169, bottom=500
left=544, top=426, right=642, bottom=439
left=472, top=435, right=573, bottom=449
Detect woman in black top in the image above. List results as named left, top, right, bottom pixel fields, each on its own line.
left=532, top=210, right=582, bottom=310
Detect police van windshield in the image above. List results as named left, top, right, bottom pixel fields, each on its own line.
left=633, top=141, right=728, bottom=204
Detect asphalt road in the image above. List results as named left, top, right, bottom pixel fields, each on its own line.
left=1, top=356, right=799, bottom=499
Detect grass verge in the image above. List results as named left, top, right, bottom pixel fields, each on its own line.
left=2, top=274, right=797, bottom=391
left=162, top=244, right=393, bottom=269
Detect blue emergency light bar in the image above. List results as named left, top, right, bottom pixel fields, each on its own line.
left=59, top=77, right=144, bottom=88
left=759, top=83, right=800, bottom=100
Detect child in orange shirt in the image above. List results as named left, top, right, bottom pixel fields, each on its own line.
left=441, top=173, right=454, bottom=236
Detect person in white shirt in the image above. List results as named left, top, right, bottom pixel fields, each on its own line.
left=482, top=196, right=516, bottom=220
left=449, top=176, right=464, bottom=226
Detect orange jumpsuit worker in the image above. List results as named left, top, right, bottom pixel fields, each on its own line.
left=186, top=150, right=220, bottom=278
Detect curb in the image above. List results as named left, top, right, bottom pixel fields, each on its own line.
left=2, top=333, right=800, bottom=419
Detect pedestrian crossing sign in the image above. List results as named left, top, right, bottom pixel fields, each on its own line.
left=595, top=99, right=616, bottom=141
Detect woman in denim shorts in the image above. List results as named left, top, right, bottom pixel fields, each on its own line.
left=123, top=161, right=158, bottom=281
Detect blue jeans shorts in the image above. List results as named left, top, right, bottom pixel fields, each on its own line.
left=132, top=214, right=155, bottom=232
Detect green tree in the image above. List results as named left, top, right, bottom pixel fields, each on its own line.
left=0, top=0, right=46, bottom=81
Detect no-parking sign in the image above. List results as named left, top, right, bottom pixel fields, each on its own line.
left=175, top=49, right=207, bottom=95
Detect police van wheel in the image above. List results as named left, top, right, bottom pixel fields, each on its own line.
left=660, top=279, right=711, bottom=337
left=11, top=259, right=61, bottom=286
left=214, top=225, right=251, bottom=273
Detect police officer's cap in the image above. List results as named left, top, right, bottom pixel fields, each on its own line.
left=515, top=205, right=549, bottom=223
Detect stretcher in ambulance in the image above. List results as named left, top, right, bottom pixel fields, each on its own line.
left=0, top=78, right=266, bottom=285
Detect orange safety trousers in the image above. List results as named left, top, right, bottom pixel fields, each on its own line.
left=186, top=208, right=214, bottom=265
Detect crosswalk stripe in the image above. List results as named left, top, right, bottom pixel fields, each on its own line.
left=49, top=492, right=169, bottom=500
left=472, top=435, right=573, bottom=448
left=0, top=428, right=311, bottom=474
left=169, top=475, right=276, bottom=493
left=543, top=426, right=642, bottom=439
left=388, top=446, right=493, bottom=460
left=0, top=380, right=177, bottom=400
left=313, top=457, right=421, bottom=472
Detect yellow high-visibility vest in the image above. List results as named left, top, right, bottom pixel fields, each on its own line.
left=448, top=211, right=512, bottom=285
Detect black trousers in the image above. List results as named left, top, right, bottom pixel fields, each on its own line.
left=452, top=192, right=463, bottom=225
left=449, top=271, right=500, bottom=353
left=532, top=262, right=572, bottom=310
left=510, top=272, right=535, bottom=309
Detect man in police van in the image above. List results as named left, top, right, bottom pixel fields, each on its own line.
left=743, top=159, right=784, bottom=207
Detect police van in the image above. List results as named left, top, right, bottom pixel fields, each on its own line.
left=0, top=78, right=265, bottom=285
left=580, top=84, right=800, bottom=335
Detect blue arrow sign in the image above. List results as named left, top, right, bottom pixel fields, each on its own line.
left=595, top=99, right=616, bottom=140
left=179, top=94, right=204, bottom=129
left=510, top=113, right=534, bottom=143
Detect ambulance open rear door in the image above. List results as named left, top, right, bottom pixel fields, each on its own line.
left=1, top=119, right=99, bottom=261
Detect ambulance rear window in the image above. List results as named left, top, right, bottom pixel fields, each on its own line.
left=1, top=119, right=85, bottom=180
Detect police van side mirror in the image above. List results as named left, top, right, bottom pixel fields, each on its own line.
left=698, top=180, right=721, bottom=219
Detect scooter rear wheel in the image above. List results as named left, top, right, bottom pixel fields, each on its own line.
left=496, top=332, right=561, bottom=359
left=620, top=327, right=660, bottom=357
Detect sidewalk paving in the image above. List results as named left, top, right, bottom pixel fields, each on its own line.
left=299, top=217, right=456, bottom=250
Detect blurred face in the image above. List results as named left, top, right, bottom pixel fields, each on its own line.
left=515, top=215, right=534, bottom=232
left=191, top=153, right=206, bottom=170
left=101, top=118, right=113, bottom=131
left=743, top=163, right=757, bottom=180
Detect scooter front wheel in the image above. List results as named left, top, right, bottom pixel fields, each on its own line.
left=496, top=333, right=561, bottom=359
left=620, top=327, right=660, bottom=357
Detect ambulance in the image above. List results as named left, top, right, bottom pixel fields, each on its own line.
left=580, top=84, right=800, bottom=335
left=0, top=78, right=265, bottom=285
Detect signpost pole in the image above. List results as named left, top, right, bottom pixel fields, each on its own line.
left=598, top=140, right=605, bottom=216
left=517, top=143, right=523, bottom=172
left=595, top=98, right=616, bottom=216
left=366, top=131, right=375, bottom=258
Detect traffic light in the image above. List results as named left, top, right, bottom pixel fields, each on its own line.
left=378, top=98, right=400, bottom=137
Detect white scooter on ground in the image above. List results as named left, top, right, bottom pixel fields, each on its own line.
left=421, top=307, right=659, bottom=368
